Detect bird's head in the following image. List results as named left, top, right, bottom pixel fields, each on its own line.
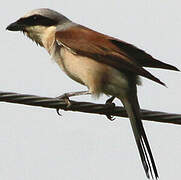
left=6, top=8, right=71, bottom=46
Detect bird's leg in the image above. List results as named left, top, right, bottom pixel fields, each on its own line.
left=106, top=96, right=115, bottom=104
left=57, top=90, right=91, bottom=99
left=56, top=91, right=90, bottom=116
left=105, top=96, right=116, bottom=121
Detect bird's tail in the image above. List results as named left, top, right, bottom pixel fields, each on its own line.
left=121, top=93, right=158, bottom=179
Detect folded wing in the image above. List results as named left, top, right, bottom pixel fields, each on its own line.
left=55, top=25, right=178, bottom=86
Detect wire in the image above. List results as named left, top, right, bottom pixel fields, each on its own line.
left=0, top=91, right=180, bottom=125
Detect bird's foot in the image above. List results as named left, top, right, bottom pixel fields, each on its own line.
left=56, top=93, right=72, bottom=116
left=105, top=96, right=116, bottom=121
left=56, top=91, right=90, bottom=116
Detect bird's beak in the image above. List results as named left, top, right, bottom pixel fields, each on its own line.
left=6, top=20, right=25, bottom=31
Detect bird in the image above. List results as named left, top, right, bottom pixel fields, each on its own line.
left=6, top=8, right=179, bottom=179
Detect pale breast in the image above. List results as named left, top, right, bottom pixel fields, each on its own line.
left=59, top=47, right=108, bottom=90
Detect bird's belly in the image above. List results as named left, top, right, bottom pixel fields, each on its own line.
left=55, top=47, right=129, bottom=97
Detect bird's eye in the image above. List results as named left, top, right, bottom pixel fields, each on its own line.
left=33, top=16, right=38, bottom=20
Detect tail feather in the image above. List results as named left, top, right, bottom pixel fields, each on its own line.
left=121, top=94, right=158, bottom=179
left=144, top=58, right=180, bottom=71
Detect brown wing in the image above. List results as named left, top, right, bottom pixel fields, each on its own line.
left=55, top=24, right=167, bottom=86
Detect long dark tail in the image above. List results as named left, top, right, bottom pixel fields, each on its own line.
left=121, top=92, right=158, bottom=179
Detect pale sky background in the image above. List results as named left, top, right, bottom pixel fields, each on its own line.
left=1, top=0, right=181, bottom=179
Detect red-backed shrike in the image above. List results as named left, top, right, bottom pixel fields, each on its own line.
left=6, top=8, right=179, bottom=179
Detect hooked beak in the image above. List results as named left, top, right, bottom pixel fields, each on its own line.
left=6, top=21, right=25, bottom=31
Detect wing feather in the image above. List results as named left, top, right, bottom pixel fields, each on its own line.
left=55, top=25, right=178, bottom=86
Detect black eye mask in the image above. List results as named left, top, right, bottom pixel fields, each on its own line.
left=17, top=14, right=58, bottom=27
